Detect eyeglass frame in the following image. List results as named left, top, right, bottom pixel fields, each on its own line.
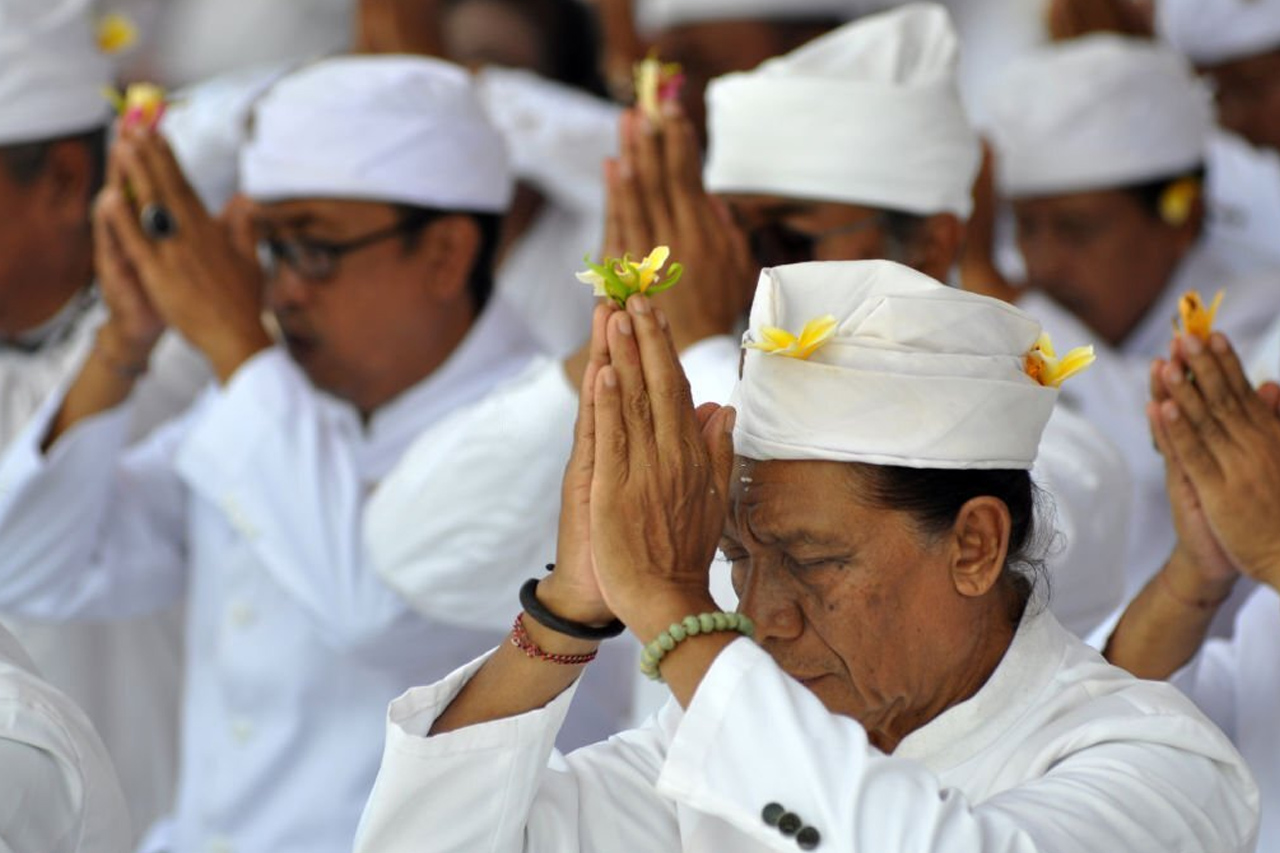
left=255, top=206, right=442, bottom=283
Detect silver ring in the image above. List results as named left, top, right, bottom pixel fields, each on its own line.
left=140, top=202, right=178, bottom=241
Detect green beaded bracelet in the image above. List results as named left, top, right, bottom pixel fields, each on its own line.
left=639, top=611, right=756, bottom=682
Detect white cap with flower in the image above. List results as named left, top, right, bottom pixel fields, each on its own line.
left=732, top=260, right=1092, bottom=470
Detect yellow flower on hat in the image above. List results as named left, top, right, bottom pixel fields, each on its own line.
left=634, top=52, right=686, bottom=122
left=1174, top=289, right=1224, bottom=343
left=104, top=83, right=168, bottom=131
left=576, top=246, right=684, bottom=308
left=1024, top=332, right=1095, bottom=388
left=97, top=13, right=138, bottom=55
left=748, top=315, right=838, bottom=361
left=1159, top=177, right=1201, bottom=227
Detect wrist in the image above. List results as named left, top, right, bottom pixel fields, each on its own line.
left=534, top=574, right=616, bottom=628
left=1164, top=548, right=1237, bottom=609
left=626, top=587, right=721, bottom=646
left=206, top=322, right=273, bottom=384
left=94, top=325, right=156, bottom=379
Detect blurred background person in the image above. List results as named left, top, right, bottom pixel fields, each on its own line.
left=981, top=35, right=1280, bottom=629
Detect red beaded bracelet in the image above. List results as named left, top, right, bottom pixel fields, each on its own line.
left=510, top=614, right=598, bottom=666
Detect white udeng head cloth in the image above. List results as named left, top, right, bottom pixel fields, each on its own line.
left=985, top=34, right=1213, bottom=199
left=731, top=260, right=1058, bottom=470
left=704, top=3, right=980, bottom=218
left=1158, top=0, right=1280, bottom=67
left=241, top=56, right=513, bottom=212
left=0, top=0, right=114, bottom=145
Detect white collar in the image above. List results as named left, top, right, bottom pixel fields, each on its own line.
left=892, top=605, right=1066, bottom=770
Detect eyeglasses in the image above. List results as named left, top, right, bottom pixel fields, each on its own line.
left=748, top=213, right=890, bottom=267
left=256, top=209, right=439, bottom=283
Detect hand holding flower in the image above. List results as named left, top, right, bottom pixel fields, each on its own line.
left=589, top=295, right=736, bottom=637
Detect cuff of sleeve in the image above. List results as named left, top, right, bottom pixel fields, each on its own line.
left=385, top=648, right=582, bottom=760
left=0, top=387, right=133, bottom=506
left=680, top=335, right=740, bottom=406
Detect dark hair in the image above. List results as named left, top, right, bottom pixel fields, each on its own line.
left=393, top=203, right=502, bottom=313
left=1121, top=166, right=1206, bottom=221
left=849, top=464, right=1048, bottom=623
left=0, top=125, right=108, bottom=199
left=773, top=18, right=846, bottom=51
left=442, top=0, right=607, bottom=97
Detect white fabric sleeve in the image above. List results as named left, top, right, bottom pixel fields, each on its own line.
left=0, top=738, right=78, bottom=853
left=0, top=390, right=190, bottom=620
left=660, top=639, right=1255, bottom=853
left=173, top=348, right=417, bottom=653
left=680, top=335, right=740, bottom=407
left=356, top=650, right=684, bottom=853
left=365, top=359, right=576, bottom=632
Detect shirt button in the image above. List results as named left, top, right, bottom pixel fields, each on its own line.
left=778, top=812, right=802, bottom=836
left=230, top=718, right=254, bottom=744
left=796, top=826, right=821, bottom=850
left=762, top=803, right=785, bottom=826
left=229, top=602, right=257, bottom=627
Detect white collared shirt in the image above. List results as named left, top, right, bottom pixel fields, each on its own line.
left=0, top=299, right=563, bottom=853
left=0, top=291, right=210, bottom=843
left=0, top=623, right=131, bottom=852
left=1174, top=586, right=1280, bottom=853
left=355, top=608, right=1257, bottom=852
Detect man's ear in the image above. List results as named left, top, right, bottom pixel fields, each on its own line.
left=41, top=139, right=97, bottom=230
left=418, top=214, right=481, bottom=302
left=915, top=213, right=964, bottom=282
left=948, top=496, right=1012, bottom=599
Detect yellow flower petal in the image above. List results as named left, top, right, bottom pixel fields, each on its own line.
left=1175, top=289, right=1225, bottom=342
left=748, top=316, right=836, bottom=360
left=97, top=13, right=137, bottom=55
left=1024, top=331, right=1095, bottom=388
left=792, top=315, right=838, bottom=360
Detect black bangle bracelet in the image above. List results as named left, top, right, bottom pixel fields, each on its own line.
left=519, top=578, right=626, bottom=640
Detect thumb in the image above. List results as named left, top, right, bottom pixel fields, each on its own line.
left=704, top=405, right=737, bottom=503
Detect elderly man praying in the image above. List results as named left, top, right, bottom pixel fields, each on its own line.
left=355, top=260, right=1257, bottom=853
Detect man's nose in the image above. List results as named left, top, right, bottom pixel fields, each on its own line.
left=736, top=565, right=804, bottom=642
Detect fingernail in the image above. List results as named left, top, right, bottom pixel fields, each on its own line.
left=656, top=308, right=669, bottom=330
left=602, top=367, right=618, bottom=388
left=661, top=99, right=680, bottom=118
left=724, top=409, right=737, bottom=434
left=630, top=295, right=650, bottom=315
left=1163, top=401, right=1180, bottom=422
left=1166, top=364, right=1184, bottom=385
left=1182, top=334, right=1203, bottom=355
left=618, top=314, right=633, bottom=336
left=1211, top=334, right=1229, bottom=354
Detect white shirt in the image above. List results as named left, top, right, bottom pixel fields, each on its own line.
left=1021, top=238, right=1280, bottom=610
left=1206, top=131, right=1280, bottom=276
left=365, top=357, right=638, bottom=752
left=476, top=67, right=619, bottom=359
left=1174, top=585, right=1280, bottom=853
left=0, top=292, right=209, bottom=843
left=355, top=608, right=1258, bottom=852
left=0, top=300, right=546, bottom=853
left=0, top=623, right=132, bottom=853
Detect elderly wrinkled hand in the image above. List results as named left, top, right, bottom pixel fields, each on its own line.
left=100, top=125, right=271, bottom=382
left=589, top=294, right=736, bottom=637
left=602, top=104, right=754, bottom=352
left=1152, top=332, right=1280, bottom=591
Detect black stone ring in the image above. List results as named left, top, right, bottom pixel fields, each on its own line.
left=139, top=202, right=179, bottom=241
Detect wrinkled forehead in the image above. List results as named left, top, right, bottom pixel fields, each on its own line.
left=729, top=456, right=853, bottom=513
